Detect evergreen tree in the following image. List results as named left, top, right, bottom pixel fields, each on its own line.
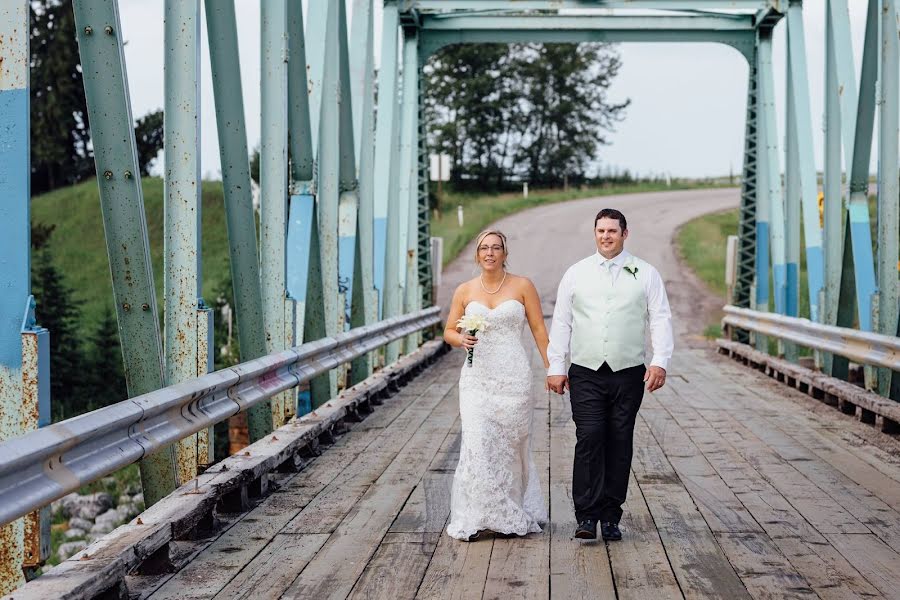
left=31, top=248, right=88, bottom=420
left=85, top=306, right=127, bottom=409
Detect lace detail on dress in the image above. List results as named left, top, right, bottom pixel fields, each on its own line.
left=446, top=300, right=548, bottom=540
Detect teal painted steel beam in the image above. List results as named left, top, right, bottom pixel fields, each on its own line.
left=350, top=0, right=377, bottom=384
left=259, top=0, right=288, bottom=431
left=374, top=4, right=402, bottom=325
left=784, top=50, right=800, bottom=320
left=0, top=1, right=31, bottom=590
left=842, top=0, right=879, bottom=334
left=163, top=0, right=202, bottom=482
left=416, top=61, right=433, bottom=310
left=205, top=2, right=269, bottom=431
left=72, top=0, right=174, bottom=505
left=337, top=0, right=361, bottom=339
left=421, top=29, right=757, bottom=61
left=313, top=0, right=342, bottom=397
left=785, top=1, right=823, bottom=323
left=287, top=2, right=313, bottom=184
left=409, top=0, right=774, bottom=10
left=758, top=31, right=788, bottom=321
left=400, top=33, right=422, bottom=355
left=285, top=0, right=324, bottom=411
left=823, top=0, right=859, bottom=376
left=735, top=46, right=758, bottom=343
left=877, top=0, right=899, bottom=397
left=306, top=0, right=329, bottom=154
left=421, top=14, right=755, bottom=31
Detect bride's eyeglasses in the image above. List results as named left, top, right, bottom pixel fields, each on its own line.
left=478, top=245, right=504, bottom=253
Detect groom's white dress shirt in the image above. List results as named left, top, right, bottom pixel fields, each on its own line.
left=547, top=249, right=673, bottom=377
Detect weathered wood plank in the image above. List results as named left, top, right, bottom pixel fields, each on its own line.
left=209, top=534, right=329, bottom=600
left=772, top=536, right=883, bottom=599
left=281, top=384, right=460, bottom=599
left=715, top=532, right=815, bottom=599
left=348, top=533, right=440, bottom=600
left=611, top=477, right=682, bottom=600
left=826, top=533, right=900, bottom=598
left=389, top=472, right=454, bottom=534
left=415, top=532, right=494, bottom=599
left=641, top=482, right=750, bottom=599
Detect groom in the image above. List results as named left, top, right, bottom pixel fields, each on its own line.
left=547, top=208, right=673, bottom=541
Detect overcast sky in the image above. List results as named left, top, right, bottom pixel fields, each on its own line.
left=117, top=1, right=871, bottom=180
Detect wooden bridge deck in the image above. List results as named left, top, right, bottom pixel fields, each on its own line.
left=138, top=341, right=900, bottom=600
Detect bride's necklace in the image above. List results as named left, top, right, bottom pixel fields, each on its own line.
left=480, top=270, right=507, bottom=295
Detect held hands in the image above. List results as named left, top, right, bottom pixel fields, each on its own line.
left=644, top=366, right=667, bottom=392
left=546, top=375, right=569, bottom=395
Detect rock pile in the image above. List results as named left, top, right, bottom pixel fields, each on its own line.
left=52, top=490, right=145, bottom=562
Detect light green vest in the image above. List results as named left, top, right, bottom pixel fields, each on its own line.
left=570, top=254, right=648, bottom=372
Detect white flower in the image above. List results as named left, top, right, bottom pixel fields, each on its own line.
left=456, top=314, right=489, bottom=334
left=623, top=260, right=639, bottom=280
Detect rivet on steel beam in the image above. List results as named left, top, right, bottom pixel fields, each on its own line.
left=103, top=170, right=113, bottom=180
left=104, top=25, right=114, bottom=35
left=84, top=26, right=93, bottom=35
left=123, top=303, right=131, bottom=312
left=124, top=170, right=133, bottom=179
left=141, top=303, right=150, bottom=311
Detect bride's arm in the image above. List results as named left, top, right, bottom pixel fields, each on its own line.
left=522, top=279, right=551, bottom=369
left=443, top=285, right=470, bottom=349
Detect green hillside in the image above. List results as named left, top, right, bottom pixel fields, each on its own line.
left=31, top=177, right=233, bottom=336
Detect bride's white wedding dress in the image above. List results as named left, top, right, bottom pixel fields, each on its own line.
left=446, top=299, right=548, bottom=540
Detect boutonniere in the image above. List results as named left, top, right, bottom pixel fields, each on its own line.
left=623, top=261, right=639, bottom=280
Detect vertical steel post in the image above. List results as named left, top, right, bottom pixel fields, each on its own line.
left=163, top=0, right=202, bottom=483
left=877, top=0, right=899, bottom=396
left=842, top=0, right=880, bottom=334
left=374, top=4, right=402, bottom=322
left=0, top=1, right=30, bottom=591
left=417, top=62, right=434, bottom=311
left=754, top=44, right=771, bottom=352
left=260, top=0, right=289, bottom=427
left=73, top=0, right=175, bottom=506
left=400, top=31, right=420, bottom=355
left=350, top=0, right=378, bottom=384
left=734, top=48, right=758, bottom=345
left=758, top=30, right=788, bottom=323
left=337, top=0, right=361, bottom=340
left=286, top=0, right=322, bottom=412
left=307, top=0, right=340, bottom=399
left=205, top=1, right=270, bottom=433
left=786, top=1, right=824, bottom=323
left=783, top=54, right=800, bottom=361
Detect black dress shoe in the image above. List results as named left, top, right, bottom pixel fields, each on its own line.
left=574, top=519, right=597, bottom=539
left=601, top=522, right=622, bottom=541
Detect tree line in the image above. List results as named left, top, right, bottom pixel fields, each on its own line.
left=425, top=43, right=629, bottom=190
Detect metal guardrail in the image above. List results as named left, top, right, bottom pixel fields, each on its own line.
left=722, top=305, right=900, bottom=371
left=0, top=307, right=441, bottom=527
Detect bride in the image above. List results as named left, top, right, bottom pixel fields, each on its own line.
left=443, top=229, right=550, bottom=541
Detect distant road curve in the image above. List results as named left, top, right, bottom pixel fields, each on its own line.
left=435, top=187, right=741, bottom=347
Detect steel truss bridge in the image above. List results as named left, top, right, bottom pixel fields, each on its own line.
left=0, top=0, right=898, bottom=597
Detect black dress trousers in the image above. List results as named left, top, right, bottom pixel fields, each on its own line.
left=568, top=361, right=646, bottom=525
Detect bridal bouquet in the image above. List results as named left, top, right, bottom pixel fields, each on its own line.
left=456, top=314, right=489, bottom=367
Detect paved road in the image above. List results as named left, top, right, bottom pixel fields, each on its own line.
left=436, top=187, right=741, bottom=346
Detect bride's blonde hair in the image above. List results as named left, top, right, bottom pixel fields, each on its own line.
left=474, top=229, right=509, bottom=269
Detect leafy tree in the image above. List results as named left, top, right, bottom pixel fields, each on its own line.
left=30, top=0, right=93, bottom=194
left=425, top=43, right=629, bottom=189
left=134, top=109, right=165, bottom=176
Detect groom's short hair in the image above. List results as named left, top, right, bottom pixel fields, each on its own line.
left=595, top=208, right=627, bottom=232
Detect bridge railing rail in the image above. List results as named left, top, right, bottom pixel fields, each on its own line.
left=0, top=307, right=441, bottom=528
left=721, top=305, right=900, bottom=372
